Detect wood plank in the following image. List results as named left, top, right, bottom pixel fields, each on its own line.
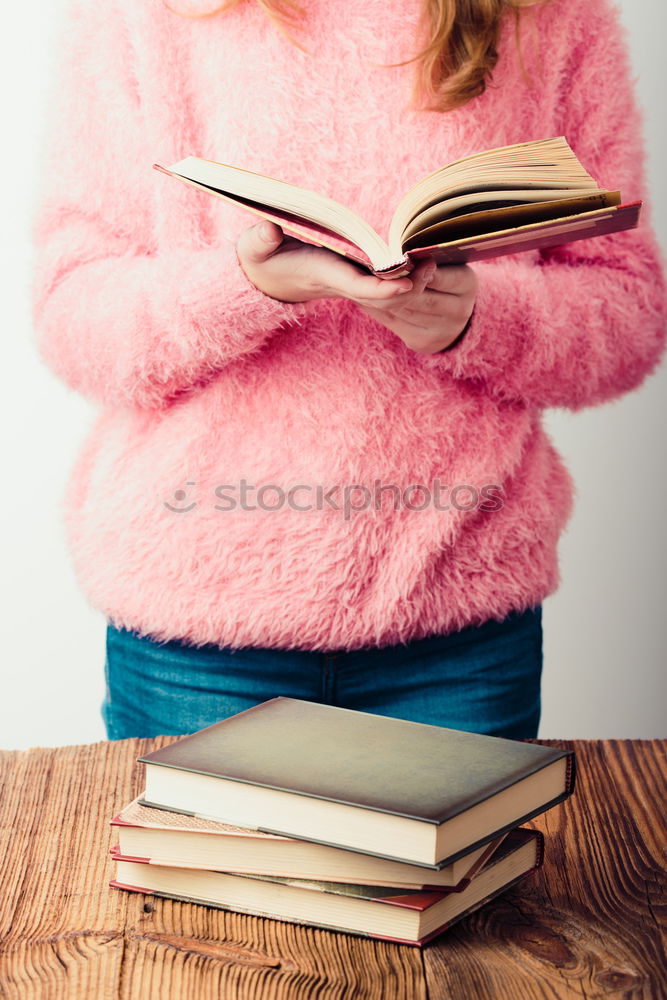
left=0, top=738, right=426, bottom=999
left=0, top=739, right=664, bottom=999
left=0, top=933, right=123, bottom=1000
left=118, top=915, right=426, bottom=1000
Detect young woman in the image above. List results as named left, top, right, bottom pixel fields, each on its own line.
left=31, top=0, right=666, bottom=740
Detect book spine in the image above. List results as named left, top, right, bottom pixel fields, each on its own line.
left=372, top=258, right=411, bottom=278
left=565, top=751, right=577, bottom=797
left=533, top=829, right=545, bottom=870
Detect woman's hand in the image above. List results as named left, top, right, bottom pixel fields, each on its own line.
left=236, top=222, right=477, bottom=354
left=354, top=259, right=478, bottom=354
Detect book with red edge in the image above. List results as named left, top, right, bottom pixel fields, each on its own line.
left=110, top=827, right=543, bottom=947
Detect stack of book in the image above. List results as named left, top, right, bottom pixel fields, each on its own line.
left=109, top=698, right=575, bottom=946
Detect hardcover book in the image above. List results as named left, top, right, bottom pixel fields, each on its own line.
left=111, top=796, right=501, bottom=889
left=138, top=698, right=575, bottom=867
left=153, top=135, right=640, bottom=277
left=110, top=827, right=543, bottom=947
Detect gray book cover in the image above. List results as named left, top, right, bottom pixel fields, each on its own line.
left=138, top=698, right=575, bottom=824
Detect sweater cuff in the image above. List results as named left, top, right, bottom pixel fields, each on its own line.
left=176, top=244, right=313, bottom=350
left=435, top=306, right=476, bottom=354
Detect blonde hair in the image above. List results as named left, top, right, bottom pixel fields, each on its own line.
left=162, top=0, right=550, bottom=112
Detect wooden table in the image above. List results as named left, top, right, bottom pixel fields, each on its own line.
left=0, top=738, right=664, bottom=999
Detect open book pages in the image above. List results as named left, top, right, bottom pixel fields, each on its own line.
left=154, top=136, right=636, bottom=274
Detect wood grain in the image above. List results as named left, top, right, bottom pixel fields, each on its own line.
left=0, top=739, right=664, bottom=999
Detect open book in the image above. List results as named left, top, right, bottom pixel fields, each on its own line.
left=153, top=136, right=641, bottom=277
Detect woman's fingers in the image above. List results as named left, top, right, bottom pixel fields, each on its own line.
left=315, top=254, right=414, bottom=300
left=423, top=262, right=472, bottom=293
left=332, top=259, right=438, bottom=305
left=362, top=307, right=431, bottom=333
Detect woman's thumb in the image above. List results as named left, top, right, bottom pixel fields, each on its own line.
left=239, top=221, right=284, bottom=263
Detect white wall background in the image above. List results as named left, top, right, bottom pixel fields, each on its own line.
left=1, top=1, right=665, bottom=749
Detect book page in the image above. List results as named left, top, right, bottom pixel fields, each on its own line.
left=388, top=136, right=601, bottom=255
left=156, top=160, right=391, bottom=266
left=402, top=191, right=621, bottom=250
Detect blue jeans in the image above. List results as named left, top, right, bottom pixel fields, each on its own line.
left=102, top=606, right=543, bottom=740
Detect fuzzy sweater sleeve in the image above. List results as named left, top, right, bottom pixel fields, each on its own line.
left=30, top=0, right=308, bottom=410
left=417, top=0, right=667, bottom=410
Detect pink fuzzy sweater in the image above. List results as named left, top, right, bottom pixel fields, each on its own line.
left=31, top=0, right=666, bottom=651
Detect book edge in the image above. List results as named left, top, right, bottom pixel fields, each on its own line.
left=132, top=798, right=561, bottom=870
